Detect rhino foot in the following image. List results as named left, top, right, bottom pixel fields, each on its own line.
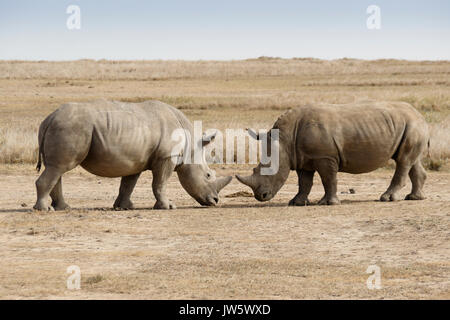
left=318, top=196, right=340, bottom=205
left=113, top=199, right=134, bottom=210
left=405, top=193, right=426, bottom=201
left=33, top=202, right=55, bottom=211
left=51, top=201, right=70, bottom=211
left=380, top=192, right=402, bottom=202
left=153, top=200, right=176, bottom=210
left=288, top=196, right=311, bottom=206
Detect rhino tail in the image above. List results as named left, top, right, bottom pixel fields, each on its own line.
left=36, top=152, right=42, bottom=172
left=427, top=138, right=431, bottom=159
left=36, top=126, right=46, bottom=173
left=36, top=114, right=54, bottom=172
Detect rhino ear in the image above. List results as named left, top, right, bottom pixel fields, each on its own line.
left=246, top=128, right=260, bottom=140
left=201, top=131, right=217, bottom=147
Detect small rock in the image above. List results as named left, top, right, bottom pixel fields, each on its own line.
left=21, top=203, right=27, bottom=207
left=26, top=228, right=38, bottom=236
left=349, top=188, right=356, bottom=194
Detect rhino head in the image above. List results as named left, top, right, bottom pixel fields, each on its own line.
left=235, top=128, right=290, bottom=202
left=176, top=132, right=232, bottom=206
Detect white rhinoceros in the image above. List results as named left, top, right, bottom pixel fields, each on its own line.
left=33, top=100, right=232, bottom=210
left=236, top=101, right=430, bottom=205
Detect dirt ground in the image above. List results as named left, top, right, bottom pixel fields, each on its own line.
left=0, top=165, right=448, bottom=299
left=0, top=59, right=449, bottom=299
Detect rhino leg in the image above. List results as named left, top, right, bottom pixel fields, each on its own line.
left=34, top=166, right=64, bottom=211
left=380, top=162, right=411, bottom=201
left=50, top=177, right=70, bottom=210
left=405, top=161, right=427, bottom=200
left=289, top=170, right=315, bottom=206
left=113, top=173, right=141, bottom=210
left=152, top=159, right=176, bottom=210
left=316, top=159, right=340, bottom=205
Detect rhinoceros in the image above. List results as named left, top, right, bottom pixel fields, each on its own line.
left=236, top=101, right=429, bottom=205
left=33, top=99, right=232, bottom=211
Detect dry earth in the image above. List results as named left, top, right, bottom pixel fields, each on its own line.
left=0, top=165, right=448, bottom=299
left=0, top=59, right=449, bottom=299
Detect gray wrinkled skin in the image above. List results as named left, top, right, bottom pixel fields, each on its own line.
left=236, top=101, right=430, bottom=205
left=33, top=100, right=232, bottom=211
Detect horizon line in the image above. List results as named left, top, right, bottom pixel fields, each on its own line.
left=1, top=56, right=450, bottom=63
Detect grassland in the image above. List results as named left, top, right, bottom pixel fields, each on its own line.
left=0, top=58, right=449, bottom=168
left=0, top=59, right=449, bottom=299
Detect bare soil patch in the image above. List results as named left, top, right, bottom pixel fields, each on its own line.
left=0, top=166, right=448, bottom=299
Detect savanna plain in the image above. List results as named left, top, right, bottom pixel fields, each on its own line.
left=0, top=58, right=449, bottom=299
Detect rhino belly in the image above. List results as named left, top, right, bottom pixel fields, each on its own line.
left=331, top=108, right=406, bottom=174
left=80, top=125, right=157, bottom=177
left=338, top=136, right=399, bottom=174
left=340, top=148, right=392, bottom=174
left=81, top=153, right=149, bottom=178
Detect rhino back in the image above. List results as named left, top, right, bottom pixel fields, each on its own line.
left=46, top=100, right=186, bottom=177
left=281, top=102, right=427, bottom=173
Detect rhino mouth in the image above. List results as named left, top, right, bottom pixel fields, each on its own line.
left=255, top=190, right=272, bottom=202
left=198, top=195, right=219, bottom=206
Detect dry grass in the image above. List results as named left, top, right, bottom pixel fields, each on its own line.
left=429, top=117, right=450, bottom=159
left=2, top=58, right=450, bottom=81
left=0, top=120, right=40, bottom=164
left=1, top=59, right=449, bottom=299
left=0, top=58, right=449, bottom=169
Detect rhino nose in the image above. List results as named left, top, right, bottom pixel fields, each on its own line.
left=257, top=191, right=272, bottom=202
left=204, top=194, right=218, bottom=206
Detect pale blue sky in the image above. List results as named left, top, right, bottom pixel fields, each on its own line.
left=0, top=0, right=449, bottom=60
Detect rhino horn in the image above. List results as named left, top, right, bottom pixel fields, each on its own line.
left=235, top=174, right=257, bottom=189
left=215, top=176, right=232, bottom=193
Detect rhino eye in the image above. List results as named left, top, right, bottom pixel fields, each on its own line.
left=206, top=172, right=212, bottom=179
